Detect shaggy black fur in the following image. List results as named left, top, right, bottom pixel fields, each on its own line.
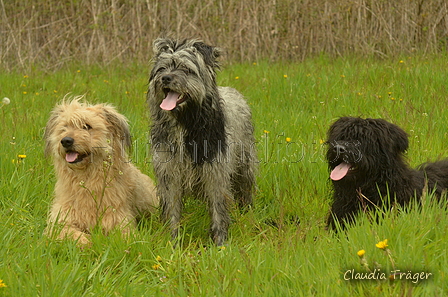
left=326, top=117, right=448, bottom=230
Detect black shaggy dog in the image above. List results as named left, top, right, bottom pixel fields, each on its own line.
left=326, top=117, right=448, bottom=230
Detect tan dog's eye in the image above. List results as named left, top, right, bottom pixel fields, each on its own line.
left=83, top=124, right=92, bottom=130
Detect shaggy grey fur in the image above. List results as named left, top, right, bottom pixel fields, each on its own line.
left=147, top=38, right=257, bottom=246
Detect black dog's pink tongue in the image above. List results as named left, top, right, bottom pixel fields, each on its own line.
left=330, top=162, right=351, bottom=181
left=160, top=92, right=180, bottom=110
left=66, top=152, right=79, bottom=163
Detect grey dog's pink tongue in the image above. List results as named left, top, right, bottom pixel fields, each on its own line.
left=66, top=152, right=79, bottom=163
left=160, top=92, right=180, bottom=110
left=330, top=162, right=351, bottom=181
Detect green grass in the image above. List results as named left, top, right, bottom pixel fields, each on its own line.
left=1, top=54, right=448, bottom=296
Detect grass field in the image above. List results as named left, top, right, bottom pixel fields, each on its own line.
left=1, top=54, right=448, bottom=296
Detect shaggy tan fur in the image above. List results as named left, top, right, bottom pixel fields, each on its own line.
left=44, top=97, right=158, bottom=245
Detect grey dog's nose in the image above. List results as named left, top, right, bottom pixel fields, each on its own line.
left=162, top=75, right=173, bottom=84
left=61, top=137, right=74, bottom=148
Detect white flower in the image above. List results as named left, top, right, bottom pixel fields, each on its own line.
left=2, top=97, right=10, bottom=105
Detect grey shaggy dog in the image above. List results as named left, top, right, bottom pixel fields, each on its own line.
left=147, top=38, right=258, bottom=246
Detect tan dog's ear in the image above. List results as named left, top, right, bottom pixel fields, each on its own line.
left=100, top=105, right=132, bottom=150
left=44, top=104, right=64, bottom=157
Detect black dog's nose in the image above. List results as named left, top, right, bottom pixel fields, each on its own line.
left=61, top=137, right=74, bottom=148
left=162, top=75, right=173, bottom=84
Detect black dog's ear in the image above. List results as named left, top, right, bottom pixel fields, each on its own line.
left=387, top=122, right=409, bottom=153
left=192, top=41, right=222, bottom=69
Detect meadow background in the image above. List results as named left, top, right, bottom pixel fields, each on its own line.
left=1, top=1, right=448, bottom=296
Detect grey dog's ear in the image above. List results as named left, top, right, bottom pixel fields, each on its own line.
left=192, top=41, right=222, bottom=69
left=153, top=38, right=174, bottom=56
left=100, top=105, right=131, bottom=150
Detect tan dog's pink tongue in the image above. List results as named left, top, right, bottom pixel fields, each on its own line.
left=330, top=162, right=351, bottom=181
left=66, top=152, right=79, bottom=163
left=160, top=92, right=180, bottom=110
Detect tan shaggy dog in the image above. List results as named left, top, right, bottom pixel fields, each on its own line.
left=44, top=97, right=158, bottom=245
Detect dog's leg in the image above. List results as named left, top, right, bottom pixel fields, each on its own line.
left=203, top=165, right=231, bottom=246
left=46, top=223, right=91, bottom=247
left=208, top=190, right=231, bottom=246
left=232, top=162, right=255, bottom=208
left=327, top=195, right=357, bottom=230
left=158, top=179, right=183, bottom=244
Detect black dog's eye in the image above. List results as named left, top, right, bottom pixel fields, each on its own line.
left=83, top=124, right=92, bottom=130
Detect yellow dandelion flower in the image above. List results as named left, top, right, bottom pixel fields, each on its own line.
left=156, top=255, right=162, bottom=262
left=340, top=74, right=345, bottom=78
left=263, top=130, right=269, bottom=134
left=17, top=154, right=26, bottom=159
left=22, top=84, right=26, bottom=87
left=375, top=239, right=388, bottom=250
left=399, top=60, right=404, bottom=63
left=35, top=92, right=39, bottom=95
left=319, top=139, right=325, bottom=144
left=357, top=249, right=366, bottom=257
left=286, top=137, right=291, bottom=142
left=235, top=76, right=239, bottom=80
left=152, top=263, right=161, bottom=270
left=23, top=91, right=27, bottom=95
left=253, top=62, right=257, bottom=65
left=399, top=98, right=403, bottom=102
left=77, top=70, right=81, bottom=73
left=219, top=246, right=226, bottom=250
left=391, top=97, right=395, bottom=101
left=23, top=75, right=28, bottom=78
left=388, top=92, right=392, bottom=96
left=53, top=90, right=57, bottom=93
left=0, top=279, right=7, bottom=288
left=283, top=74, right=288, bottom=78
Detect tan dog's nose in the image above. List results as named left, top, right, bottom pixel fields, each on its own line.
left=61, top=137, right=74, bottom=148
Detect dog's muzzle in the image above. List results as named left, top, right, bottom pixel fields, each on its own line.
left=328, top=142, right=353, bottom=181
left=61, top=137, right=88, bottom=164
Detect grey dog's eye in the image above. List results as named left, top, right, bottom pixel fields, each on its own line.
left=83, top=124, right=92, bottom=130
left=182, top=68, right=195, bottom=75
